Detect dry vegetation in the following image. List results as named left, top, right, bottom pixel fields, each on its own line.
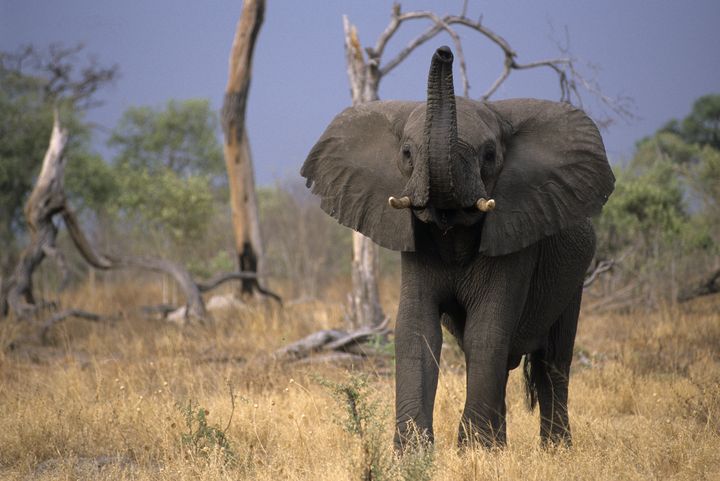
left=0, top=278, right=719, bottom=481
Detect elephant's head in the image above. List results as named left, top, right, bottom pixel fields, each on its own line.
left=301, top=46, right=614, bottom=256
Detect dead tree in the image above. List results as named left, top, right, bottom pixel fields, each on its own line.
left=221, top=0, right=279, bottom=302
left=1, top=112, right=259, bottom=323
left=340, top=3, right=631, bottom=331
left=4, top=112, right=70, bottom=317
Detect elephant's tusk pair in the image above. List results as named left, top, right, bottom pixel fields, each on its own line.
left=475, top=198, right=496, bottom=212
left=388, top=196, right=412, bottom=209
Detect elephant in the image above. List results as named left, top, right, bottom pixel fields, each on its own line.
left=301, top=46, right=614, bottom=449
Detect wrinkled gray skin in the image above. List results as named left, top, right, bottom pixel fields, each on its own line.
left=301, top=46, right=614, bottom=449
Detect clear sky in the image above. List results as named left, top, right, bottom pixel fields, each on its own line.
left=2, top=0, right=719, bottom=185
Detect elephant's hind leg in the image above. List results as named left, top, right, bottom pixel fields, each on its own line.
left=532, top=287, right=582, bottom=447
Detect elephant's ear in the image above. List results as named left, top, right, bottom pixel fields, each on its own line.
left=480, top=99, right=615, bottom=256
left=301, top=101, right=420, bottom=251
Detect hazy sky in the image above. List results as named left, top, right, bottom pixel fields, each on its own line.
left=2, top=0, right=719, bottom=185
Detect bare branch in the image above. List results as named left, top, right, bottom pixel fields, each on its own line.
left=461, top=0, right=470, bottom=18
left=364, top=6, right=631, bottom=120
left=583, top=259, right=615, bottom=288
left=196, top=271, right=258, bottom=292
left=368, top=3, right=403, bottom=61
left=6, top=43, right=119, bottom=110
left=379, top=21, right=442, bottom=77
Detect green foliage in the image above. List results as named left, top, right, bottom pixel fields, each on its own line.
left=595, top=94, right=720, bottom=303
left=0, top=63, right=51, bottom=238
left=104, top=99, right=226, bottom=255
left=186, top=250, right=235, bottom=279
left=178, top=400, right=235, bottom=464
left=597, top=159, right=686, bottom=253
left=110, top=165, right=215, bottom=245
left=108, top=99, right=225, bottom=179
left=664, top=94, right=720, bottom=150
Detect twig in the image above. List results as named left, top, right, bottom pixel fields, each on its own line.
left=224, top=381, right=236, bottom=434
left=583, top=259, right=615, bottom=288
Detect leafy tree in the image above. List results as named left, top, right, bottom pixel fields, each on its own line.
left=109, top=165, right=214, bottom=246
left=595, top=94, right=720, bottom=304
left=663, top=94, right=720, bottom=150
left=105, top=100, right=226, bottom=254
left=108, top=99, right=225, bottom=179
left=597, top=159, right=687, bottom=254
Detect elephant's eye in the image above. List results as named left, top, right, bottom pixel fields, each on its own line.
left=402, top=144, right=412, bottom=161
left=483, top=147, right=496, bottom=164
left=398, top=144, right=414, bottom=176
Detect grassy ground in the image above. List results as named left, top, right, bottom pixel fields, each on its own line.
left=0, top=280, right=718, bottom=480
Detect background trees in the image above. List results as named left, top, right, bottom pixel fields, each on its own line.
left=106, top=100, right=224, bottom=256
left=593, top=94, right=720, bottom=307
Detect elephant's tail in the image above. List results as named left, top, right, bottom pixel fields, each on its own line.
left=523, top=354, right=538, bottom=411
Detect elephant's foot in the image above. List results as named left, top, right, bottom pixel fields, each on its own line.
left=457, top=415, right=507, bottom=449
left=540, top=423, right=572, bottom=449
left=394, top=421, right=434, bottom=454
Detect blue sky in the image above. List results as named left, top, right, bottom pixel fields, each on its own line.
left=2, top=0, right=719, bottom=185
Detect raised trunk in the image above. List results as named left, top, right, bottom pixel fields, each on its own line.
left=425, top=47, right=459, bottom=209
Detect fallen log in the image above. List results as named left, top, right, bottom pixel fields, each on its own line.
left=274, top=317, right=391, bottom=362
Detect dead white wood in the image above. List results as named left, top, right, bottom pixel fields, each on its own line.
left=583, top=259, right=615, bottom=288
left=5, top=111, right=69, bottom=317
left=274, top=329, right=348, bottom=360
left=274, top=317, right=390, bottom=362
left=221, top=0, right=277, bottom=300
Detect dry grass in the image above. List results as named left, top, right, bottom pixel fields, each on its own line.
left=0, top=281, right=719, bottom=480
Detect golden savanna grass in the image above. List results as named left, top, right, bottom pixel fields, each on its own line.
left=0, top=279, right=719, bottom=480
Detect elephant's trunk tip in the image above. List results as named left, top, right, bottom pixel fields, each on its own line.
left=388, top=196, right=412, bottom=209
left=434, top=46, right=453, bottom=64
left=475, top=198, right=496, bottom=212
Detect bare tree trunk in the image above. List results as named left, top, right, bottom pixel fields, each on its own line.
left=5, top=112, right=69, bottom=317
left=343, top=17, right=386, bottom=329
left=221, top=0, right=270, bottom=299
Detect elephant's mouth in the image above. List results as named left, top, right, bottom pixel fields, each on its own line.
left=413, top=205, right=484, bottom=230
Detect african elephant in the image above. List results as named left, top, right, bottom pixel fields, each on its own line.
left=301, top=46, right=614, bottom=449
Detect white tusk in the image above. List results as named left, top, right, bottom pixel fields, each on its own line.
left=388, top=196, right=412, bottom=209
left=475, top=198, right=496, bottom=212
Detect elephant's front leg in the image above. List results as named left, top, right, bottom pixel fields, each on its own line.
left=458, top=253, right=533, bottom=448
left=459, top=339, right=511, bottom=448
left=394, top=258, right=443, bottom=451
